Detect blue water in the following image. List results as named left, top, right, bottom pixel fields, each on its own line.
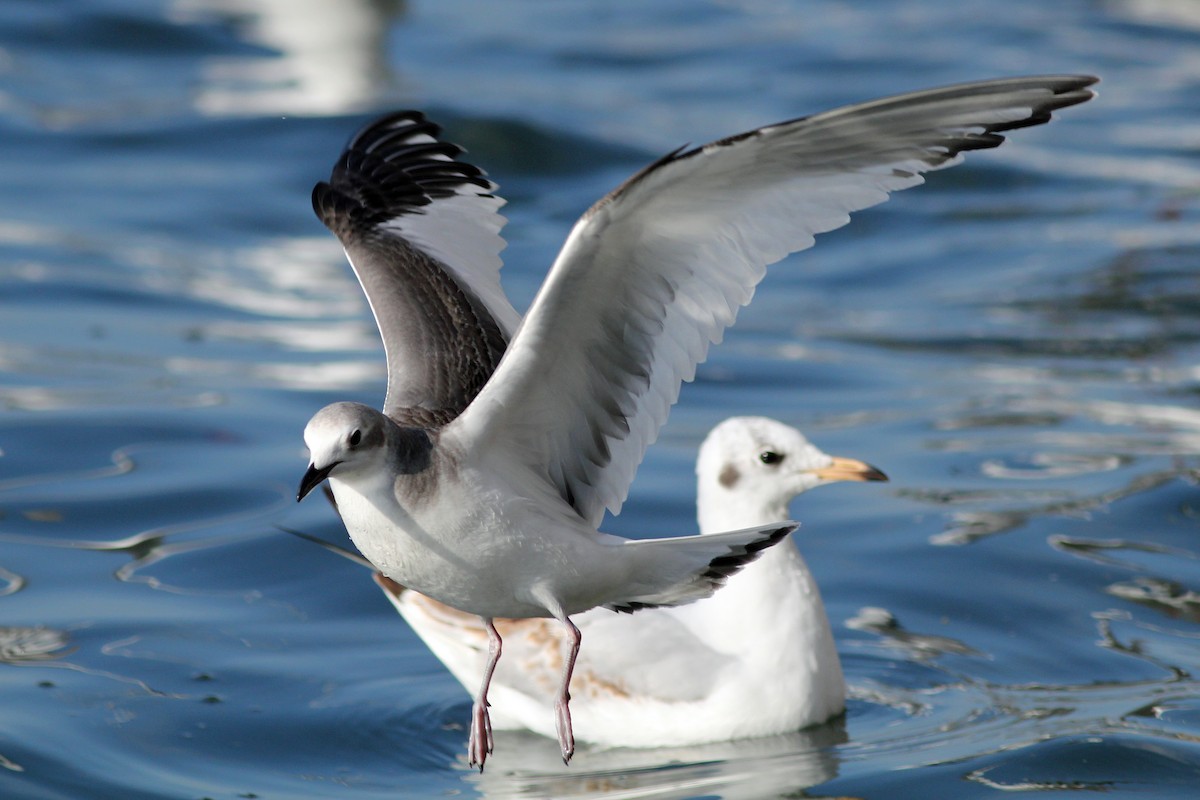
left=2, top=0, right=1200, bottom=797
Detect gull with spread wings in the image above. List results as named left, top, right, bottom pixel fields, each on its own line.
left=296, top=75, right=1097, bottom=768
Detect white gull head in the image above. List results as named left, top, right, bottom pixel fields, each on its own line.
left=298, top=402, right=395, bottom=500
left=696, top=416, right=887, bottom=534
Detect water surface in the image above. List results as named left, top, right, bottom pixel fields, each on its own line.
left=2, top=1, right=1200, bottom=798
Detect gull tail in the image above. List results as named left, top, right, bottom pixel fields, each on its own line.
left=604, top=522, right=796, bottom=613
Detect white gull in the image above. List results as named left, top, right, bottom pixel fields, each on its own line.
left=374, top=416, right=886, bottom=747
left=295, top=75, right=1097, bottom=768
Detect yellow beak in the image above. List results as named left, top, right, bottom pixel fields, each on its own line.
left=814, top=456, right=888, bottom=483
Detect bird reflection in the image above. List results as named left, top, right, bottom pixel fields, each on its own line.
left=463, top=722, right=846, bottom=800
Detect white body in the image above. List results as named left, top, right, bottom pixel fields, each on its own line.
left=379, top=418, right=878, bottom=746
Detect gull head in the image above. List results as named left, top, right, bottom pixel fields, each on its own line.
left=297, top=402, right=390, bottom=501
left=696, top=417, right=888, bottom=530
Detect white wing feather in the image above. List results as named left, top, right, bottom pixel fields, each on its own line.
left=449, top=76, right=1096, bottom=526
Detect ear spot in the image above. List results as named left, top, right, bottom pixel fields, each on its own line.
left=719, top=463, right=741, bottom=488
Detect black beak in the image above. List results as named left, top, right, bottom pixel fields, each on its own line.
left=297, top=461, right=339, bottom=502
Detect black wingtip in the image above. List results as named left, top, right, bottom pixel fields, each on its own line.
left=312, top=111, right=494, bottom=239
left=985, top=74, right=1099, bottom=134
left=274, top=524, right=374, bottom=569
left=702, top=523, right=796, bottom=583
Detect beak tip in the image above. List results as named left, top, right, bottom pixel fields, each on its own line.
left=297, top=462, right=328, bottom=503
left=819, top=457, right=889, bottom=484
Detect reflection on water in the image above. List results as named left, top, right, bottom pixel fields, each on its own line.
left=0, top=627, right=72, bottom=664
left=846, top=606, right=982, bottom=659
left=0, top=566, right=23, bottom=597
left=1113, top=0, right=1200, bottom=34
left=927, top=467, right=1184, bottom=546
left=835, top=601, right=1200, bottom=794
left=894, top=238, right=1200, bottom=550
left=172, top=0, right=407, bottom=115
left=466, top=725, right=845, bottom=800
left=1108, top=577, right=1200, bottom=623
left=1054, top=530, right=1200, bottom=624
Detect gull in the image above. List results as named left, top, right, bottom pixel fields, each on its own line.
left=295, top=75, right=1096, bottom=768
left=373, top=416, right=887, bottom=748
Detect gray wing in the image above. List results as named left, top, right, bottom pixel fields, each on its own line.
left=451, top=75, right=1097, bottom=526
left=312, top=112, right=520, bottom=426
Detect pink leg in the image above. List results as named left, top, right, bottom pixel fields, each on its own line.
left=467, top=617, right=501, bottom=772
left=553, top=617, right=581, bottom=764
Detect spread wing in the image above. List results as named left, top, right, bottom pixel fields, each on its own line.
left=450, top=75, right=1097, bottom=525
left=312, top=112, right=520, bottom=426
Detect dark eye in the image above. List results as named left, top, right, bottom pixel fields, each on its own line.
left=759, top=451, right=783, bottom=466
left=349, top=429, right=362, bottom=447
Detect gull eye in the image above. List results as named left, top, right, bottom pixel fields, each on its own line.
left=349, top=429, right=362, bottom=448
left=759, top=450, right=784, bottom=466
